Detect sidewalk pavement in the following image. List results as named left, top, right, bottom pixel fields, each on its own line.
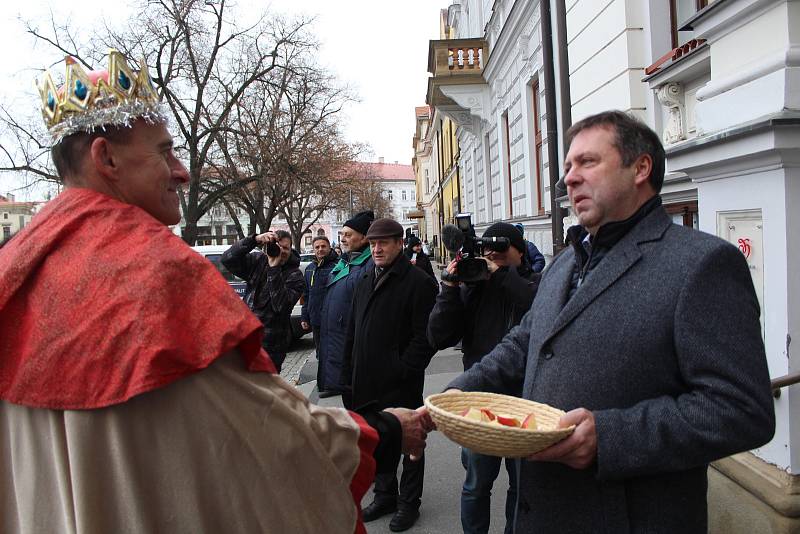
left=279, top=335, right=316, bottom=385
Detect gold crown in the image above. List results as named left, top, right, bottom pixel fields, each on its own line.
left=38, top=50, right=169, bottom=143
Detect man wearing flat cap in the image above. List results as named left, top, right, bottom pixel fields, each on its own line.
left=343, top=218, right=438, bottom=532
left=317, top=210, right=375, bottom=397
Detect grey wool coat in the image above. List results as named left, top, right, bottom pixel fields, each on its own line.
left=449, top=206, right=775, bottom=534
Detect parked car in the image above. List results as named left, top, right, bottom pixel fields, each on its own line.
left=191, top=244, right=308, bottom=344
left=299, top=253, right=315, bottom=267
left=192, top=244, right=247, bottom=297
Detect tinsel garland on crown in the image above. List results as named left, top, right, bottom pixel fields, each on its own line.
left=38, top=50, right=170, bottom=144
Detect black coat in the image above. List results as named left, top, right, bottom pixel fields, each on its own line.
left=221, top=236, right=304, bottom=353
left=343, top=253, right=438, bottom=411
left=301, top=250, right=339, bottom=328
left=404, top=247, right=436, bottom=280
left=427, top=262, right=539, bottom=372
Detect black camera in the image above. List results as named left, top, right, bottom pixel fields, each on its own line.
left=441, top=213, right=510, bottom=283
left=265, top=240, right=281, bottom=258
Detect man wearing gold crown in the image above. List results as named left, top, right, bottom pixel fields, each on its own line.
left=0, top=50, right=432, bottom=534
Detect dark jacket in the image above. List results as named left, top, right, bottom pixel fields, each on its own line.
left=221, top=236, right=305, bottom=353
left=427, top=261, right=539, bottom=373
left=301, top=250, right=339, bottom=328
left=404, top=246, right=436, bottom=280
left=343, top=253, right=438, bottom=411
left=525, top=240, right=546, bottom=273
left=448, top=205, right=775, bottom=534
left=317, top=247, right=373, bottom=391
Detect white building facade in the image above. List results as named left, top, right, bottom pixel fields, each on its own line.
left=0, top=194, right=41, bottom=242
left=412, top=106, right=438, bottom=243
left=430, top=0, right=556, bottom=259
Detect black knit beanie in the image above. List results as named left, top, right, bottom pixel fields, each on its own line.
left=483, top=222, right=526, bottom=253
left=343, top=210, right=375, bottom=236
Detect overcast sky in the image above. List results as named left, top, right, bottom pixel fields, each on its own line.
left=0, top=0, right=444, bottom=199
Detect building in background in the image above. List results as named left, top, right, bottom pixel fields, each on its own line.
left=0, top=193, right=42, bottom=242
left=425, top=1, right=556, bottom=262
left=410, top=106, right=434, bottom=248
left=182, top=160, right=416, bottom=251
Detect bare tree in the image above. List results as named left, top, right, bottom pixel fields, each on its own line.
left=281, top=134, right=363, bottom=251
left=3, top=0, right=322, bottom=244
left=346, top=162, right=394, bottom=220
left=213, top=43, right=360, bottom=247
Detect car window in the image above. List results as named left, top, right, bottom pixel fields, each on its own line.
left=205, top=254, right=243, bottom=283
left=300, top=253, right=315, bottom=263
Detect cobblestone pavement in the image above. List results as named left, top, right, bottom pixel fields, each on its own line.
left=279, top=334, right=315, bottom=385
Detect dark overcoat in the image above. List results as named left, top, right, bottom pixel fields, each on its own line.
left=317, top=248, right=373, bottom=390
left=344, top=253, right=438, bottom=411
left=449, top=206, right=775, bottom=534
left=301, top=249, right=339, bottom=328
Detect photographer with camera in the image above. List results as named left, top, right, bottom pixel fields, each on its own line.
left=222, top=230, right=305, bottom=372
left=427, top=219, right=540, bottom=534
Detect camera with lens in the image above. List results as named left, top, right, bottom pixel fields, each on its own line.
left=441, top=213, right=510, bottom=284
left=265, top=240, right=281, bottom=258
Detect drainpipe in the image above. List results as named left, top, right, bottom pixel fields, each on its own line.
left=555, top=0, right=572, bottom=153
left=541, top=0, right=567, bottom=254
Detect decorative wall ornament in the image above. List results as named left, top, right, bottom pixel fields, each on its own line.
left=656, top=82, right=686, bottom=145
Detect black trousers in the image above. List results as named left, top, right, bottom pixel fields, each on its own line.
left=372, top=452, right=425, bottom=511
left=312, top=327, right=326, bottom=389
left=312, top=327, right=321, bottom=359
left=262, top=338, right=286, bottom=373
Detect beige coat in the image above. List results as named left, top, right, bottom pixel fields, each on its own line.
left=1, top=351, right=366, bottom=534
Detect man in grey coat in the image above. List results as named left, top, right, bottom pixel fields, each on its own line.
left=442, top=110, right=775, bottom=533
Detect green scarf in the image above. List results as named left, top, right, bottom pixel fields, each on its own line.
left=328, top=247, right=372, bottom=286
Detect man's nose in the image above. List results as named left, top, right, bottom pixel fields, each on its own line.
left=173, top=161, right=190, bottom=184
left=563, top=167, right=580, bottom=187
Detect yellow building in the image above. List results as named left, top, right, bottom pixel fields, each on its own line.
left=411, top=107, right=432, bottom=244
left=420, top=8, right=464, bottom=263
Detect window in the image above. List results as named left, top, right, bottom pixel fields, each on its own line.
left=305, top=236, right=312, bottom=246
left=226, top=225, right=238, bottom=244
left=2, top=226, right=10, bottom=240
left=2, top=213, right=7, bottom=220
left=317, top=228, right=326, bottom=236
left=670, top=0, right=710, bottom=47
left=402, top=190, right=407, bottom=201
left=665, top=201, right=699, bottom=229
left=502, top=110, right=513, bottom=218
left=484, top=133, right=492, bottom=219
left=425, top=169, right=430, bottom=192
left=204, top=254, right=241, bottom=283
left=388, top=190, right=394, bottom=201
left=530, top=80, right=544, bottom=214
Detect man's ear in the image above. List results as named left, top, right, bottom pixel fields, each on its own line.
left=633, top=154, right=653, bottom=187
left=89, top=137, right=120, bottom=182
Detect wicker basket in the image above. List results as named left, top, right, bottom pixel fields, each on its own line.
left=424, top=391, right=574, bottom=458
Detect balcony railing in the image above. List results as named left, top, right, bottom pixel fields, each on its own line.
left=428, top=38, right=489, bottom=78
left=427, top=38, right=489, bottom=109
left=645, top=38, right=707, bottom=76
left=771, top=372, right=800, bottom=398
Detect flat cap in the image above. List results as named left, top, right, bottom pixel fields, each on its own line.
left=366, top=218, right=404, bottom=239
